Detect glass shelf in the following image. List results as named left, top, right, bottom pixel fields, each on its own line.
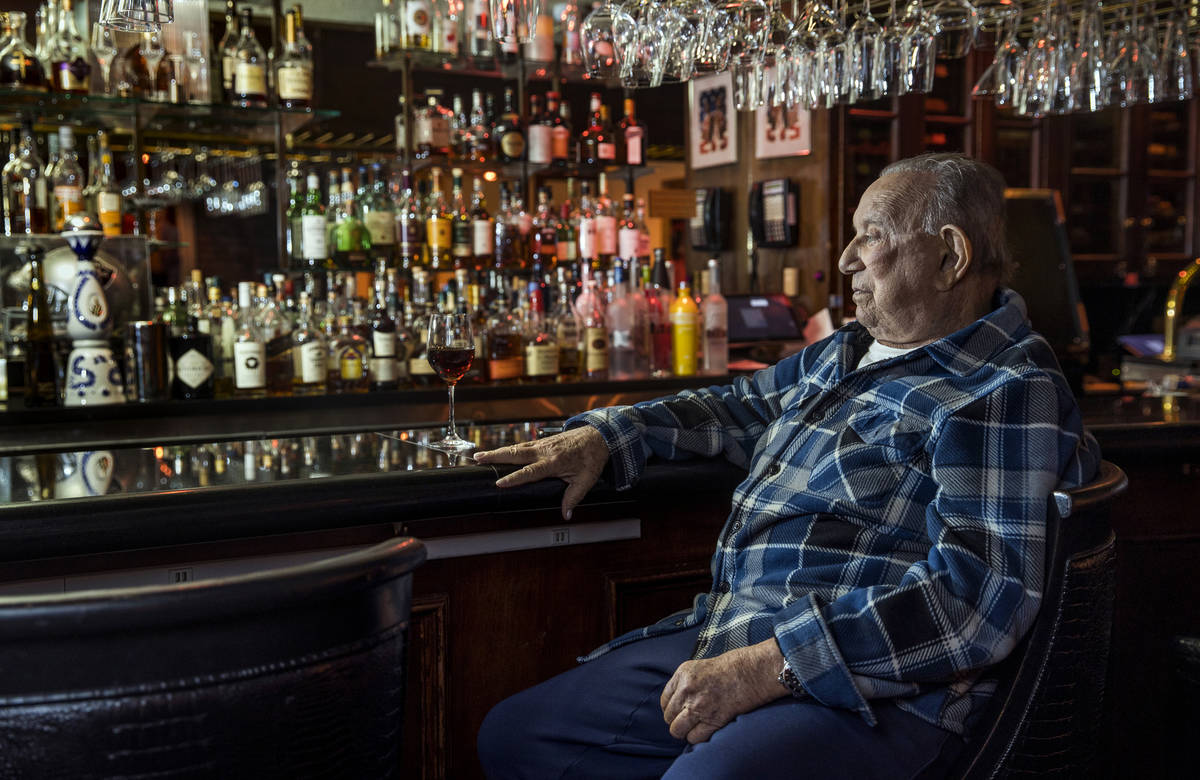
left=369, top=52, right=610, bottom=85
left=0, top=89, right=338, bottom=145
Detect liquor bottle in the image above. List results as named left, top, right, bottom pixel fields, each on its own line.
left=50, top=126, right=82, bottom=231
left=523, top=292, right=558, bottom=383
left=556, top=201, right=578, bottom=269
left=3, top=119, right=48, bottom=235
left=494, top=87, right=525, bottom=163
left=170, top=315, right=216, bottom=400
left=375, top=0, right=401, bottom=57
left=448, top=167, right=473, bottom=269
left=414, top=91, right=452, bottom=159
left=295, top=171, right=328, bottom=270
left=701, top=258, right=728, bottom=376
left=529, top=186, right=557, bottom=274
left=22, top=244, right=57, bottom=407
left=285, top=163, right=303, bottom=263
left=232, top=7, right=268, bottom=108
left=217, top=0, right=238, bottom=100
left=256, top=282, right=294, bottom=396
left=425, top=167, right=452, bottom=272
left=468, top=176, right=493, bottom=269
left=207, top=284, right=236, bottom=397
left=618, top=193, right=639, bottom=263
left=363, top=163, right=396, bottom=262
left=559, top=1, right=583, bottom=66
left=526, top=93, right=552, bottom=166
left=466, top=0, right=493, bottom=62
left=486, top=288, right=524, bottom=383
left=449, top=93, right=468, bottom=158
left=619, top=97, right=646, bottom=167
left=331, top=168, right=371, bottom=270
left=580, top=93, right=615, bottom=166
left=634, top=197, right=651, bottom=264
left=579, top=276, right=608, bottom=380
left=576, top=180, right=596, bottom=264
left=368, top=262, right=399, bottom=391
left=598, top=104, right=617, bottom=162
left=393, top=94, right=408, bottom=156
left=0, top=11, right=48, bottom=92
left=330, top=315, right=369, bottom=393
left=466, top=88, right=492, bottom=162
left=594, top=172, right=617, bottom=264
left=670, top=277, right=698, bottom=377
left=82, top=134, right=99, bottom=206
left=404, top=0, right=434, bottom=50
left=606, top=261, right=640, bottom=380
left=395, top=169, right=425, bottom=271
left=276, top=8, right=313, bottom=110
left=233, top=281, right=267, bottom=398
left=547, top=92, right=571, bottom=165
left=433, top=0, right=459, bottom=55
left=48, top=0, right=89, bottom=93
left=553, top=273, right=581, bottom=381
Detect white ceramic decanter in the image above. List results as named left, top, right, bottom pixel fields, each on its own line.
left=63, top=214, right=123, bottom=407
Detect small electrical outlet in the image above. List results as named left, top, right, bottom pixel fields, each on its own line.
left=550, top=528, right=570, bottom=545
left=168, top=567, right=194, bottom=584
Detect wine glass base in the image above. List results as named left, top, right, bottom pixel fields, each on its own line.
left=428, top=436, right=476, bottom=454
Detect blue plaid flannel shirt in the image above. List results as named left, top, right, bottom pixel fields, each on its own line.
left=565, top=289, right=1101, bottom=735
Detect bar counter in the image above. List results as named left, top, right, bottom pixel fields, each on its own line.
left=0, top=389, right=1197, bottom=778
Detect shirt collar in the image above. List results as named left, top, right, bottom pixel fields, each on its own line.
left=836, top=288, right=1031, bottom=377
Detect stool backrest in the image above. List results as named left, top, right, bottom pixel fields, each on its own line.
left=951, top=461, right=1127, bottom=779
left=0, top=536, right=426, bottom=779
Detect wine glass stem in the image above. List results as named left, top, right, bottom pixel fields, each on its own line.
left=447, top=382, right=458, bottom=440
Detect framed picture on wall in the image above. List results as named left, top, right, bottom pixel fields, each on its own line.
left=755, top=104, right=812, bottom=160
left=689, top=71, right=738, bottom=170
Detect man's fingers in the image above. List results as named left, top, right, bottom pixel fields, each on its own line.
left=494, top=460, right=552, bottom=488
left=686, top=722, right=718, bottom=745
left=667, top=706, right=693, bottom=741
left=560, top=479, right=592, bottom=520
left=474, top=442, right=540, bottom=465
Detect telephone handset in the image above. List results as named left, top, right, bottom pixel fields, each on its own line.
left=749, top=178, right=799, bottom=248
left=690, top=187, right=731, bottom=252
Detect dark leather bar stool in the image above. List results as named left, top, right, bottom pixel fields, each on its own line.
left=947, top=460, right=1127, bottom=779
left=0, top=536, right=426, bottom=779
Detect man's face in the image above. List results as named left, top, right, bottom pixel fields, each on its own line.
left=838, top=173, right=949, bottom=347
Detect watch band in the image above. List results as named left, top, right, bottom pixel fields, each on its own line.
left=778, top=660, right=806, bottom=698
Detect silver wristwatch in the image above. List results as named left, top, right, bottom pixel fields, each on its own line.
left=778, top=660, right=806, bottom=698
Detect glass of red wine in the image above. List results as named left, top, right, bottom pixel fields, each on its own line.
left=427, top=312, right=476, bottom=453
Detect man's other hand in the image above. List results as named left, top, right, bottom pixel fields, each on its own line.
left=660, top=639, right=790, bottom=744
left=473, top=426, right=610, bottom=520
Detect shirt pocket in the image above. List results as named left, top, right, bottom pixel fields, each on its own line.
left=805, top=409, right=927, bottom=510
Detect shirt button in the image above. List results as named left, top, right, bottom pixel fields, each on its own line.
left=718, top=581, right=731, bottom=593
left=766, top=463, right=782, bottom=476
left=731, top=520, right=743, bottom=531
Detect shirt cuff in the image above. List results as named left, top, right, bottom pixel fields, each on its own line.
left=773, top=592, right=877, bottom=726
left=564, top=407, right=647, bottom=491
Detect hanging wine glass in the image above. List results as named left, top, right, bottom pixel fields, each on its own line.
left=847, top=0, right=881, bottom=103
left=682, top=1, right=732, bottom=74
left=900, top=0, right=937, bottom=94
left=1159, top=6, right=1194, bottom=102
left=762, top=2, right=793, bottom=108
left=875, top=0, right=906, bottom=97
left=662, top=1, right=701, bottom=82
left=1109, top=3, right=1155, bottom=108
left=974, top=0, right=1020, bottom=35
left=930, top=0, right=980, bottom=59
left=971, top=6, right=1023, bottom=107
left=491, top=0, right=541, bottom=45
left=100, top=0, right=174, bottom=33
left=581, top=0, right=634, bottom=80
left=1069, top=1, right=1109, bottom=113
left=716, top=0, right=769, bottom=110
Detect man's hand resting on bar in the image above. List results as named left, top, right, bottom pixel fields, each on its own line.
left=473, top=426, right=610, bottom=520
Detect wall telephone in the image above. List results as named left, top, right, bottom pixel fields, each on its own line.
left=690, top=187, right=731, bottom=252
left=749, top=178, right=799, bottom=248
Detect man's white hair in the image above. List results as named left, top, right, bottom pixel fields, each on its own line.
left=881, top=153, right=1014, bottom=284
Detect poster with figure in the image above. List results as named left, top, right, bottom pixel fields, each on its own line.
left=689, top=72, right=738, bottom=169
left=755, top=104, right=812, bottom=159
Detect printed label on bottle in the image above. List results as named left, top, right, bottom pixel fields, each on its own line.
left=618, top=227, right=639, bottom=261
left=472, top=219, right=493, bottom=256
left=525, top=343, right=559, bottom=376
left=398, top=215, right=425, bottom=254
left=222, top=55, right=235, bottom=87
left=500, top=132, right=525, bottom=160
left=413, top=114, right=432, bottom=146
left=452, top=219, right=472, bottom=256
left=410, top=354, right=436, bottom=375
left=371, top=355, right=398, bottom=381
left=34, top=178, right=46, bottom=208
left=625, top=132, right=643, bottom=165
left=299, top=341, right=326, bottom=383
left=54, top=58, right=90, bottom=91
left=301, top=214, right=328, bottom=259
left=595, top=216, right=617, bottom=256
left=372, top=331, right=397, bottom=358
left=54, top=184, right=83, bottom=209
left=98, top=192, right=121, bottom=236
left=610, top=328, right=632, bottom=349
left=598, top=141, right=616, bottom=160
left=427, top=217, right=451, bottom=249
left=637, top=230, right=651, bottom=258
left=528, top=125, right=552, bottom=164
left=340, top=347, right=364, bottom=380
left=235, top=62, right=267, bottom=97
left=234, top=341, right=266, bottom=388
left=365, top=210, right=395, bottom=246
left=277, top=66, right=313, bottom=101
left=585, top=327, right=608, bottom=372
left=407, top=0, right=432, bottom=35
left=578, top=217, right=596, bottom=259
left=175, top=348, right=214, bottom=388
left=488, top=356, right=523, bottom=380
left=430, top=117, right=451, bottom=149
left=552, top=127, right=569, bottom=160
left=671, top=312, right=698, bottom=375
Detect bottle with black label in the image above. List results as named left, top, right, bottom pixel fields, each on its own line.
left=494, top=86, right=525, bottom=163
left=170, top=315, right=215, bottom=400
left=368, top=260, right=399, bottom=391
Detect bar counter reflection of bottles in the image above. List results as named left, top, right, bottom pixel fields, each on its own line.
left=0, top=422, right=555, bottom=503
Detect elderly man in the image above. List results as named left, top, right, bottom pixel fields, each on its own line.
left=473, top=153, right=1100, bottom=779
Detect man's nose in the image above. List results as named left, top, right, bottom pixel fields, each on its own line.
left=838, top=245, right=862, bottom=276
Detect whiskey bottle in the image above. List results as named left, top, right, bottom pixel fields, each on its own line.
left=22, top=244, right=57, bottom=407
left=217, top=0, right=238, bottom=100
left=580, top=92, right=614, bottom=166
left=48, top=0, right=89, bottom=94
left=170, top=315, right=216, bottom=400
left=470, top=175, right=493, bottom=269
left=290, top=289, right=327, bottom=396
left=425, top=167, right=453, bottom=273
left=0, top=11, right=48, bottom=92
left=413, top=91, right=452, bottom=159
left=466, top=87, right=493, bottom=162
left=404, top=0, right=434, bottom=50
left=546, top=91, right=571, bottom=165
left=530, top=186, right=557, bottom=276
left=619, top=97, right=646, bottom=166
left=553, top=273, right=581, bottom=382
left=298, top=171, right=328, bottom=270
left=330, top=315, right=369, bottom=393
left=395, top=169, right=425, bottom=271
left=208, top=284, right=236, bottom=397
left=450, top=167, right=472, bottom=268
left=363, top=162, right=396, bottom=263
left=368, top=261, right=399, bottom=391
left=486, top=287, right=524, bottom=383
left=494, top=86, right=525, bottom=163
left=233, top=281, right=267, bottom=398
left=95, top=135, right=122, bottom=235
left=527, top=93, right=552, bottom=165
left=256, top=282, right=294, bottom=396
left=231, top=7, right=268, bottom=108
left=579, top=276, right=608, bottom=380
left=275, top=8, right=313, bottom=110
left=3, top=119, right=48, bottom=235
left=51, top=126, right=82, bottom=231
left=523, top=292, right=558, bottom=383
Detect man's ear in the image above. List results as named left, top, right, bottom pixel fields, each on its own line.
left=935, top=225, right=972, bottom=291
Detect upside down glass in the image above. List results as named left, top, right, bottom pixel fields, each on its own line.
left=427, top=313, right=476, bottom=453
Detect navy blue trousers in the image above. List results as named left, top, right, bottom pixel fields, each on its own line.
left=477, top=626, right=964, bottom=779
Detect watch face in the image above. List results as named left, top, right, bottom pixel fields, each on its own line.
left=778, top=662, right=804, bottom=696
